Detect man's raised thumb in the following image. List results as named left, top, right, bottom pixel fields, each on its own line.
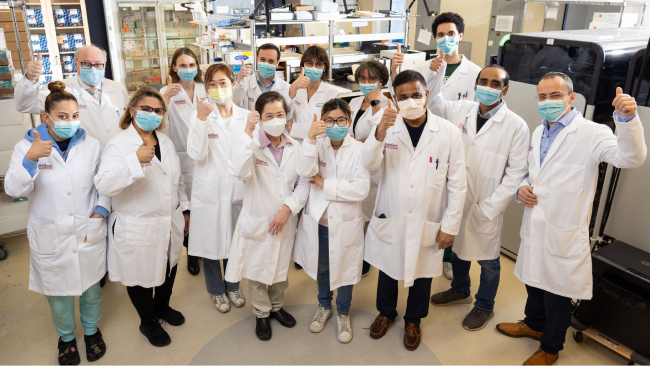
left=439, top=51, right=445, bottom=59
left=301, top=67, right=305, bottom=77
left=388, top=100, right=392, bottom=109
left=396, top=44, right=401, bottom=53
left=36, top=53, right=42, bottom=62
left=313, top=113, right=317, bottom=122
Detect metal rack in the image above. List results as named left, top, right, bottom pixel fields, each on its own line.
left=0, top=0, right=33, bottom=83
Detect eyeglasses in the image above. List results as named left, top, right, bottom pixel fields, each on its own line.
left=304, top=61, right=325, bottom=69
left=358, top=76, right=379, bottom=83
left=79, top=61, right=105, bottom=70
left=536, top=93, right=568, bottom=102
left=135, top=105, right=166, bottom=116
left=324, top=117, right=348, bottom=127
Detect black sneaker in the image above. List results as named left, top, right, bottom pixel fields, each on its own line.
left=362, top=261, right=371, bottom=277
left=462, top=306, right=494, bottom=331
left=84, top=329, right=106, bottom=362
left=155, top=306, right=185, bottom=326
left=139, top=321, right=171, bottom=347
left=58, top=338, right=80, bottom=366
left=187, top=255, right=200, bottom=276
left=430, top=288, right=472, bottom=306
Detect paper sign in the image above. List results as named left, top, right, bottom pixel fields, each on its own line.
left=352, top=21, right=368, bottom=27
left=495, top=15, right=514, bottom=32
left=417, top=28, right=432, bottom=46
left=174, top=4, right=186, bottom=11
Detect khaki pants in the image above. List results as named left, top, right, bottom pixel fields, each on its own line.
left=249, top=279, right=289, bottom=318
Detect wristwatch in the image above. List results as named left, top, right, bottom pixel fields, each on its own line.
left=370, top=99, right=381, bottom=107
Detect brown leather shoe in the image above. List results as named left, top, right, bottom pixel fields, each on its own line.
left=524, top=348, right=559, bottom=365
left=369, top=315, right=394, bottom=340
left=496, top=321, right=543, bottom=341
left=403, top=322, right=421, bottom=351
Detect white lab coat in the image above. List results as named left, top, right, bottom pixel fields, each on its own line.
left=348, top=95, right=389, bottom=141
left=14, top=76, right=129, bottom=148
left=225, top=130, right=310, bottom=285
left=294, top=135, right=370, bottom=289
left=515, top=114, right=647, bottom=299
left=95, top=124, right=189, bottom=288
left=5, top=129, right=109, bottom=296
left=186, top=104, right=248, bottom=260
left=428, top=64, right=530, bottom=261
left=361, top=110, right=467, bottom=287
left=160, top=83, right=208, bottom=198
left=233, top=73, right=294, bottom=119
left=290, top=81, right=339, bottom=141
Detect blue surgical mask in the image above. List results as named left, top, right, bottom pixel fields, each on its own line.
left=134, top=110, right=163, bottom=131
left=48, top=115, right=80, bottom=139
left=304, top=67, right=323, bottom=82
left=475, top=85, right=503, bottom=107
left=436, top=36, right=459, bottom=54
left=325, top=125, right=349, bottom=141
left=537, top=97, right=569, bottom=123
left=177, top=67, right=197, bottom=82
left=359, top=83, right=378, bottom=96
left=258, top=62, right=276, bottom=79
left=79, top=66, right=104, bottom=86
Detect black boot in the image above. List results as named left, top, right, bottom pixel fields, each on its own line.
left=362, top=261, right=371, bottom=277
left=256, top=317, right=272, bottom=341
left=139, top=321, right=171, bottom=347
left=269, top=308, right=296, bottom=328
left=187, top=255, right=200, bottom=276
left=84, top=329, right=106, bottom=362
left=58, top=338, right=80, bottom=366
left=155, top=306, right=185, bottom=326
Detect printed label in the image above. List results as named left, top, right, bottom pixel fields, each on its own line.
left=458, top=123, right=467, bottom=135
left=385, top=143, right=398, bottom=150
left=141, top=162, right=152, bottom=167
left=79, top=104, right=87, bottom=109
left=248, top=97, right=255, bottom=103
left=174, top=100, right=186, bottom=105
left=255, top=158, right=269, bottom=166
left=318, top=160, right=326, bottom=168
left=38, top=164, right=52, bottom=170
left=208, top=133, right=219, bottom=139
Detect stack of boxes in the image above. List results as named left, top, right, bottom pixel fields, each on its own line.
left=30, top=34, right=47, bottom=53
left=0, top=9, right=30, bottom=71
left=52, top=8, right=83, bottom=28
left=58, top=33, right=85, bottom=53
left=25, top=9, right=44, bottom=28
left=0, top=30, right=15, bottom=95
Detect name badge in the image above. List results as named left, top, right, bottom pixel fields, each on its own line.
left=79, top=104, right=87, bottom=109
left=248, top=97, right=255, bottom=103
left=174, top=100, right=186, bottom=105
left=255, top=158, right=269, bottom=166
left=385, top=143, right=398, bottom=150
left=316, top=103, right=324, bottom=107
left=141, top=162, right=152, bottom=167
left=458, top=123, right=467, bottom=135
left=318, top=160, right=326, bottom=168
left=295, top=101, right=301, bottom=107
left=208, top=133, right=219, bottom=139
left=38, top=163, right=52, bottom=170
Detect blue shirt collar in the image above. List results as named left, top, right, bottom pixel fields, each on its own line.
left=256, top=72, right=275, bottom=89
left=542, top=107, right=579, bottom=130
left=25, top=123, right=86, bottom=159
left=478, top=100, right=504, bottom=119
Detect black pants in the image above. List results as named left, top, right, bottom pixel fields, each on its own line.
left=183, top=234, right=188, bottom=248
left=126, top=262, right=178, bottom=324
left=376, top=270, right=433, bottom=326
left=524, top=285, right=573, bottom=354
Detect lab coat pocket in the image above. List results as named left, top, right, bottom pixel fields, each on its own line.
left=340, top=216, right=364, bottom=249
left=86, top=217, right=107, bottom=246
left=550, top=163, right=585, bottom=193
left=479, top=151, right=508, bottom=179
left=28, top=221, right=57, bottom=255
left=125, top=218, right=158, bottom=247
left=421, top=220, right=442, bottom=248
left=427, top=162, right=449, bottom=189
left=544, top=222, right=588, bottom=258
left=369, top=215, right=393, bottom=245
left=240, top=211, right=268, bottom=242
left=468, top=204, right=498, bottom=235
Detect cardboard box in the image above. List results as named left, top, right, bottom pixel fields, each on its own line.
left=0, top=10, right=24, bottom=23
left=292, top=5, right=315, bottom=11
left=0, top=88, right=15, bottom=95
left=6, top=41, right=31, bottom=53
left=0, top=21, right=27, bottom=33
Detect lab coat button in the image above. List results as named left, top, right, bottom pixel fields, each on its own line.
left=408, top=210, right=412, bottom=214
left=329, top=216, right=333, bottom=219
left=279, top=195, right=283, bottom=198
left=410, top=185, right=414, bottom=188
left=72, top=250, right=77, bottom=254
left=330, top=233, right=334, bottom=237
left=277, top=174, right=281, bottom=178
left=67, top=192, right=72, bottom=196
left=163, top=172, right=167, bottom=175
left=69, top=213, right=73, bottom=216
left=167, top=194, right=170, bottom=198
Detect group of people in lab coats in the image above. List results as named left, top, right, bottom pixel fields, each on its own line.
left=5, top=10, right=648, bottom=366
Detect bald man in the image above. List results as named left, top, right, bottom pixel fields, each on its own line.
left=15, top=45, right=129, bottom=148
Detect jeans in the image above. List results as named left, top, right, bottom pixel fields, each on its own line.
left=45, top=281, right=102, bottom=342
left=376, top=270, right=432, bottom=326
left=317, top=225, right=353, bottom=315
left=450, top=251, right=501, bottom=311
left=203, top=258, right=239, bottom=296
left=524, top=285, right=573, bottom=355
left=126, top=262, right=178, bottom=324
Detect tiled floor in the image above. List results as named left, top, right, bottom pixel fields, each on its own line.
left=0, top=234, right=628, bottom=365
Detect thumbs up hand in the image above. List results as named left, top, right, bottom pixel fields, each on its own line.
left=430, top=51, right=446, bottom=73
left=307, top=113, right=326, bottom=140
left=236, top=59, right=252, bottom=83
left=25, top=129, right=52, bottom=161
left=290, top=67, right=310, bottom=98
left=245, top=107, right=259, bottom=137
left=136, top=136, right=155, bottom=163
left=376, top=99, right=397, bottom=142
left=26, top=53, right=43, bottom=83
left=390, top=44, right=405, bottom=75
left=162, top=74, right=182, bottom=104
left=613, top=86, right=637, bottom=117
left=196, top=94, right=213, bottom=121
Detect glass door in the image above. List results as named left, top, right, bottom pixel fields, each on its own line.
left=159, top=3, right=201, bottom=78
left=118, top=4, right=162, bottom=91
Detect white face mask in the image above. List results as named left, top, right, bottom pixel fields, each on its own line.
left=397, top=98, right=427, bottom=120
left=262, top=118, right=286, bottom=137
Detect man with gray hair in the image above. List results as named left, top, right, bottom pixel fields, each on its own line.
left=15, top=45, right=129, bottom=148
left=497, top=72, right=647, bottom=365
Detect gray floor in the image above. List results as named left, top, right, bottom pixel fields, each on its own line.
left=190, top=304, right=440, bottom=365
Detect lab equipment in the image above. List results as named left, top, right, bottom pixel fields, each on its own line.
left=379, top=48, right=425, bottom=72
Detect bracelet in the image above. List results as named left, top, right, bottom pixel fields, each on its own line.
left=24, top=74, right=38, bottom=85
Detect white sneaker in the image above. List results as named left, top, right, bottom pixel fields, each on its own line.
left=337, top=314, right=353, bottom=344
left=213, top=293, right=231, bottom=313
left=226, top=289, right=246, bottom=307
left=309, top=306, right=332, bottom=333
left=443, top=262, right=454, bottom=280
